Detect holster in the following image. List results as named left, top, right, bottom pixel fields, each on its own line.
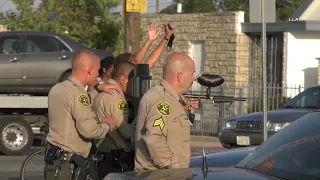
left=69, top=154, right=100, bottom=180
left=102, top=150, right=135, bottom=172
left=44, top=143, right=61, bottom=165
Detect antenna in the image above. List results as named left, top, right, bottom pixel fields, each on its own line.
left=200, top=96, right=208, bottom=175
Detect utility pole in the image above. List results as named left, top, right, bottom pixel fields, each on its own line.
left=156, top=0, right=159, bottom=13
left=124, top=0, right=141, bottom=53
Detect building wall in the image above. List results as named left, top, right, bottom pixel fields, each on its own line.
left=286, top=32, right=320, bottom=96
left=140, top=12, right=250, bottom=88
left=140, top=12, right=250, bottom=134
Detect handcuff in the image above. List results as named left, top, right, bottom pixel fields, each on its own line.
left=94, top=83, right=103, bottom=93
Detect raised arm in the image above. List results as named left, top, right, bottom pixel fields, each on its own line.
left=131, top=23, right=160, bottom=65
left=145, top=24, right=176, bottom=70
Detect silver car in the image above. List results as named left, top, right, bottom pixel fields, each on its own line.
left=0, top=31, right=113, bottom=94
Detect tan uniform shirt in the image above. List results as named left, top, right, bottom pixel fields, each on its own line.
left=87, top=78, right=106, bottom=105
left=133, top=79, right=193, bottom=171
left=46, top=76, right=111, bottom=158
left=93, top=79, right=133, bottom=152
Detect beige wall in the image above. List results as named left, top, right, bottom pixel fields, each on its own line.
left=140, top=12, right=250, bottom=88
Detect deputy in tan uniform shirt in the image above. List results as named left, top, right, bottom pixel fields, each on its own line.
left=133, top=52, right=196, bottom=171
left=93, top=61, right=136, bottom=178
left=44, top=50, right=119, bottom=180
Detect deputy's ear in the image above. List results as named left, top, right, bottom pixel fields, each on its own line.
left=119, top=76, right=126, bottom=86
left=177, top=72, right=183, bottom=82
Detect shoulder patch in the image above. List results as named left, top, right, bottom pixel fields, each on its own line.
left=153, top=117, right=165, bottom=131
left=156, top=102, right=171, bottom=116
left=117, top=99, right=128, bottom=111
left=77, top=94, right=89, bottom=107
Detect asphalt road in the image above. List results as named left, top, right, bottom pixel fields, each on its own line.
left=0, top=146, right=44, bottom=180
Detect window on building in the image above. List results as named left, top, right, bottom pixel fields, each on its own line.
left=189, top=41, right=205, bottom=92
left=188, top=41, right=206, bottom=121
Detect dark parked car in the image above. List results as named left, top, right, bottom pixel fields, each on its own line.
left=0, top=31, right=113, bottom=94
left=189, top=146, right=256, bottom=168
left=219, top=85, right=320, bottom=148
left=104, top=111, right=320, bottom=180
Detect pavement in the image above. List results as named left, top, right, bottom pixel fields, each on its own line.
left=0, top=135, right=224, bottom=180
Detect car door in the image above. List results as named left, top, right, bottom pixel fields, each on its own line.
left=21, top=34, right=74, bottom=86
left=0, top=34, right=24, bottom=85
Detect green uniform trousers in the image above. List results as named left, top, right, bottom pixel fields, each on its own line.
left=44, top=160, right=73, bottom=180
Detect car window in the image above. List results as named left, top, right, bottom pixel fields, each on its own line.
left=237, top=112, right=320, bottom=180
left=284, top=87, right=320, bottom=108
left=0, top=36, right=21, bottom=54
left=26, top=35, right=71, bottom=53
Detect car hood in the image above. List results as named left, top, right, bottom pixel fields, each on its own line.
left=233, top=108, right=315, bottom=122
left=103, top=167, right=282, bottom=180
left=190, top=146, right=257, bottom=168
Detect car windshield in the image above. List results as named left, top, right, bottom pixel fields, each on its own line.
left=283, top=87, right=320, bottom=109
left=236, top=112, right=320, bottom=180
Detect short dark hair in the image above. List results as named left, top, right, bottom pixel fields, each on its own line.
left=99, top=56, right=115, bottom=76
left=111, top=61, right=135, bottom=80
left=114, top=53, right=134, bottom=66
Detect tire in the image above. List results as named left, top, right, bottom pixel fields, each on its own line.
left=20, top=149, right=45, bottom=180
left=0, top=119, right=34, bottom=156
left=59, top=70, right=71, bottom=82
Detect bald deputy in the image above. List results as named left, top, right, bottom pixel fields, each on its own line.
left=44, top=50, right=119, bottom=180
left=93, top=61, right=136, bottom=178
left=133, top=52, right=196, bottom=171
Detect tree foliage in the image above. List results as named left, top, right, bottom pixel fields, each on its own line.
left=0, top=0, right=123, bottom=53
left=161, top=0, right=304, bottom=22
left=161, top=0, right=217, bottom=14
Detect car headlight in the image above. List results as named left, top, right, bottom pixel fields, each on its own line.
left=267, top=121, right=290, bottom=132
left=224, top=121, right=236, bottom=130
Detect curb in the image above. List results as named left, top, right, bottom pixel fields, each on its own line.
left=191, top=135, right=219, bottom=142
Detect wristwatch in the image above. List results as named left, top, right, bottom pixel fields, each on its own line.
left=94, top=83, right=103, bottom=93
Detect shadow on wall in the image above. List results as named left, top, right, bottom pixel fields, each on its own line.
left=302, top=67, right=318, bottom=88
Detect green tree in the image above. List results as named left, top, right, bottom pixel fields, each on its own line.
left=161, top=0, right=304, bottom=22
left=217, top=0, right=304, bottom=22
left=0, top=0, right=123, bottom=53
left=161, top=0, right=217, bottom=13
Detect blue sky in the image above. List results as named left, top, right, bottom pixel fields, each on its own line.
left=0, top=0, right=174, bottom=14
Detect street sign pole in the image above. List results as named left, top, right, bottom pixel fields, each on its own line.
left=261, top=0, right=268, bottom=142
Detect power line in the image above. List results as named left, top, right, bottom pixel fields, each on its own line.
left=118, top=1, right=172, bottom=9
left=148, top=2, right=172, bottom=8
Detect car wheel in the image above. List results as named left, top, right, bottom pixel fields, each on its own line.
left=60, top=70, right=71, bottom=82
left=0, top=119, right=34, bottom=156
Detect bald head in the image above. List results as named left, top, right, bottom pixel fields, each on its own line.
left=163, top=52, right=194, bottom=79
left=72, top=50, right=99, bottom=72
left=111, top=61, right=136, bottom=80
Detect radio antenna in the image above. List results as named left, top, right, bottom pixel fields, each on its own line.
left=200, top=94, right=208, bottom=176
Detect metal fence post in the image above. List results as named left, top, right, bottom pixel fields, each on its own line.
left=238, top=85, right=244, bottom=116
left=219, top=86, right=225, bottom=133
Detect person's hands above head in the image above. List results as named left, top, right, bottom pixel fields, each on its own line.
left=98, top=83, right=120, bottom=94
left=164, top=23, right=176, bottom=39
left=102, top=117, right=117, bottom=132
left=147, top=23, right=161, bottom=42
